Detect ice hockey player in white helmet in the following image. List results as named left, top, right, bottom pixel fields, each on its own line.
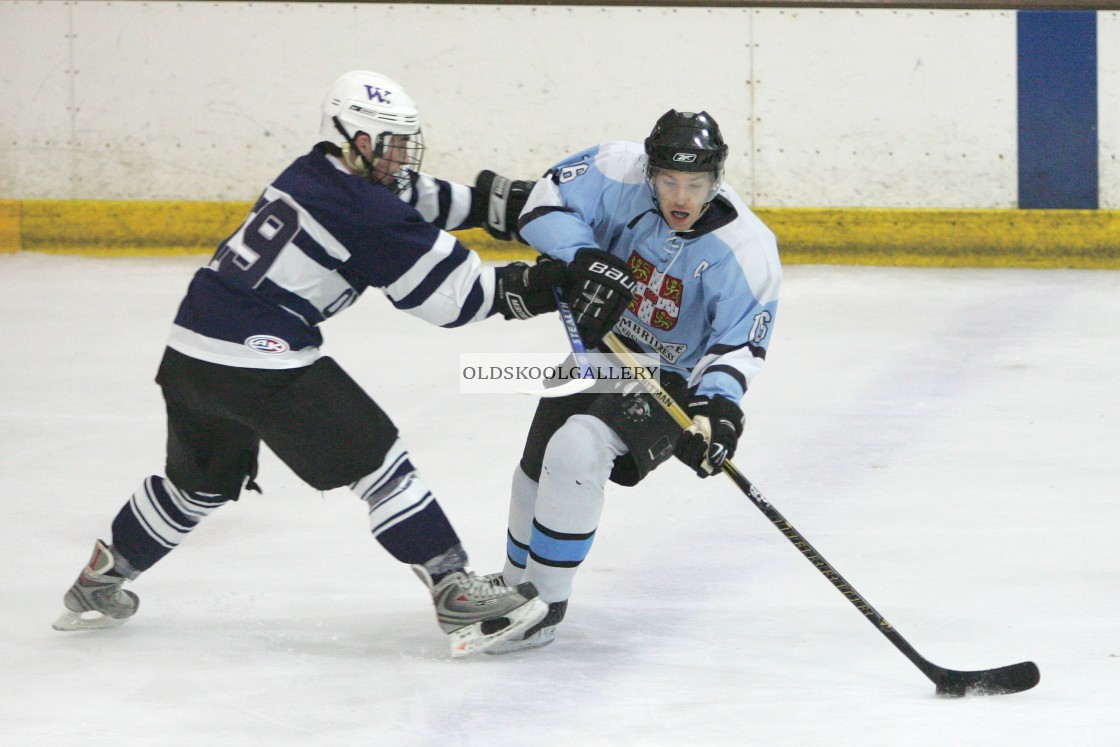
left=319, top=70, right=425, bottom=194
left=52, top=71, right=635, bottom=658
left=485, top=110, right=781, bottom=654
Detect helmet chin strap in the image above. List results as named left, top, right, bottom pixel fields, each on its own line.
left=342, top=143, right=376, bottom=177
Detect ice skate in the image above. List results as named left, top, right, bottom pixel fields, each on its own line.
left=480, top=573, right=567, bottom=655
left=53, top=540, right=139, bottom=631
left=485, top=599, right=567, bottom=655
left=412, top=566, right=547, bottom=657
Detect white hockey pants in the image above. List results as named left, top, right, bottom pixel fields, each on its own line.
left=502, top=414, right=627, bottom=603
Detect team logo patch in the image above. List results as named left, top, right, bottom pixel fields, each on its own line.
left=623, top=395, right=652, bottom=422
left=627, top=252, right=683, bottom=331
left=245, top=335, right=290, bottom=354
left=364, top=85, right=391, bottom=103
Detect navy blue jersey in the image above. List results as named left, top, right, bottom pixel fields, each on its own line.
left=167, top=144, right=492, bottom=368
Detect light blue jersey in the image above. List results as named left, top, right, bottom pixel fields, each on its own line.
left=519, top=141, right=781, bottom=404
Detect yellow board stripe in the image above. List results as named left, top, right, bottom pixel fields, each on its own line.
left=19, top=200, right=252, bottom=255
left=753, top=208, right=1120, bottom=269
left=4, top=200, right=1119, bottom=269
left=0, top=200, right=21, bottom=253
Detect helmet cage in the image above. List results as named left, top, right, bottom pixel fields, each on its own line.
left=333, top=115, right=425, bottom=194
left=371, top=129, right=425, bottom=193
left=321, top=71, right=425, bottom=193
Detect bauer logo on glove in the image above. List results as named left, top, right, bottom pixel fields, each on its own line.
left=567, top=249, right=638, bottom=346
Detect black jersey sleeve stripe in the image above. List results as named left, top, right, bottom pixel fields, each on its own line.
left=706, top=340, right=767, bottom=360
left=432, top=180, right=454, bottom=229
left=518, top=205, right=573, bottom=233
left=292, top=228, right=346, bottom=270
left=701, top=364, right=748, bottom=395
left=390, top=245, right=470, bottom=310
left=444, top=280, right=486, bottom=328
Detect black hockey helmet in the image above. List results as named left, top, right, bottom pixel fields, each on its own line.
left=644, top=110, right=727, bottom=203
left=644, top=110, right=728, bottom=174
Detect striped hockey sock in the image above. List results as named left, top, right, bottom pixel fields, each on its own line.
left=110, top=475, right=230, bottom=572
left=350, top=439, right=461, bottom=565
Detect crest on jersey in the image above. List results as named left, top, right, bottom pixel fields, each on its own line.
left=626, top=252, right=683, bottom=331
left=245, top=335, right=290, bottom=355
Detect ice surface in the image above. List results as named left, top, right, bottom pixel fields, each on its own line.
left=1, top=254, right=1117, bottom=745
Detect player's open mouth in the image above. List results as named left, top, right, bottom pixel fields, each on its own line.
left=671, top=211, right=690, bottom=220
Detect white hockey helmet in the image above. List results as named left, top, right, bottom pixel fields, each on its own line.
left=319, top=70, right=424, bottom=192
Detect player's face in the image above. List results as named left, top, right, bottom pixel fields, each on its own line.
left=371, top=135, right=411, bottom=186
left=651, top=169, right=715, bottom=231
left=354, top=133, right=413, bottom=187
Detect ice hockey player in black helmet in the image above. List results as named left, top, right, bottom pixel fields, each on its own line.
left=51, top=71, right=636, bottom=658
left=645, top=108, right=730, bottom=223
left=480, top=108, right=782, bottom=653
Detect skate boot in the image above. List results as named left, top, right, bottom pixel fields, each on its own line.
left=485, top=599, right=567, bottom=655
left=481, top=572, right=567, bottom=654
left=412, top=566, right=547, bottom=657
left=53, top=540, right=140, bottom=631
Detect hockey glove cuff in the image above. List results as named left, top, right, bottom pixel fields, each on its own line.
left=475, top=170, right=535, bottom=244
left=493, top=256, right=570, bottom=320
left=673, top=395, right=744, bottom=478
left=567, top=248, right=638, bottom=347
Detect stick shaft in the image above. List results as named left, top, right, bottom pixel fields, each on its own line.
left=600, top=332, right=945, bottom=684
left=552, top=288, right=594, bottom=378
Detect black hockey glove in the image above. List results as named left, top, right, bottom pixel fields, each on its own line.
left=493, top=256, right=570, bottom=320
left=567, top=248, right=638, bottom=347
left=674, top=395, right=744, bottom=478
left=475, top=169, right=535, bottom=244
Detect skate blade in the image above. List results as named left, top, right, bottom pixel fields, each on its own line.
left=52, top=609, right=130, bottom=632
left=484, top=625, right=558, bottom=655
left=448, top=597, right=547, bottom=658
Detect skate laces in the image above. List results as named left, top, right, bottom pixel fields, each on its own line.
left=458, top=571, right=514, bottom=600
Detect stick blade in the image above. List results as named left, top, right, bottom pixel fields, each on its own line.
left=934, top=661, right=1040, bottom=697
left=519, top=377, right=597, bottom=398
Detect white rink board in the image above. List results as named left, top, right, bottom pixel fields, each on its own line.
left=1, top=2, right=1118, bottom=207
left=751, top=9, right=1017, bottom=208
left=1099, top=11, right=1120, bottom=209
left=0, top=0, right=71, bottom=196
left=0, top=2, right=752, bottom=202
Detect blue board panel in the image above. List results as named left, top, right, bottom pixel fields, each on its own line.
left=1018, top=11, right=1098, bottom=209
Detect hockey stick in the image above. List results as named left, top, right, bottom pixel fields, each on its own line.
left=597, top=331, right=1039, bottom=697
left=519, top=289, right=598, bottom=398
